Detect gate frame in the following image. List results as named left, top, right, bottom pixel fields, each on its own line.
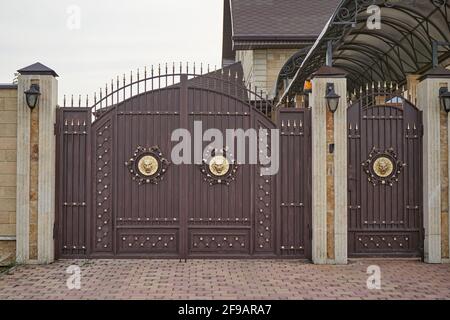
left=347, top=85, right=424, bottom=258
left=54, top=65, right=313, bottom=260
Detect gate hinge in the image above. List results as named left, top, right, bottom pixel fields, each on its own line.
left=54, top=123, right=58, bottom=135
left=420, top=124, right=424, bottom=137
left=53, top=223, right=57, bottom=240
left=308, top=224, right=312, bottom=241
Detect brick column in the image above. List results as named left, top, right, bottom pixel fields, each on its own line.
left=16, top=63, right=58, bottom=264
left=417, top=67, right=450, bottom=264
left=311, top=66, right=348, bottom=264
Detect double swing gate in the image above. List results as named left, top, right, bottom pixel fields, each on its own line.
left=55, top=66, right=312, bottom=259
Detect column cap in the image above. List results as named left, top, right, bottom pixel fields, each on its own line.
left=311, top=66, right=347, bottom=79
left=419, top=66, right=450, bottom=81
left=17, top=62, right=58, bottom=77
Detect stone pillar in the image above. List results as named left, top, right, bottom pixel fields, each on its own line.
left=311, top=66, right=347, bottom=264
left=16, top=63, right=58, bottom=264
left=417, top=67, right=450, bottom=264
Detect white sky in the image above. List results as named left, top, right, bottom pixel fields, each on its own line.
left=0, top=0, right=223, bottom=104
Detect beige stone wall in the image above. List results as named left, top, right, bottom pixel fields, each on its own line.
left=266, top=49, right=298, bottom=96
left=236, top=49, right=299, bottom=98
left=236, top=50, right=254, bottom=86
left=0, top=88, right=17, bottom=265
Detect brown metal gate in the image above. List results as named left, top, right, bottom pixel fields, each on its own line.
left=348, top=86, right=423, bottom=257
left=55, top=66, right=312, bottom=259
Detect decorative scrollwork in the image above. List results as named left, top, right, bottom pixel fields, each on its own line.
left=362, top=147, right=406, bottom=186
left=432, top=0, right=447, bottom=8
left=199, top=148, right=238, bottom=186
left=279, top=47, right=311, bottom=78
left=125, top=146, right=170, bottom=185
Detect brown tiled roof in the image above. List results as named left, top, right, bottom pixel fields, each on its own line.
left=231, top=0, right=339, bottom=40
left=223, top=0, right=340, bottom=61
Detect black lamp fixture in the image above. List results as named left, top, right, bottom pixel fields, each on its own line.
left=440, top=87, right=450, bottom=113
left=325, top=83, right=340, bottom=113
left=24, top=84, right=41, bottom=109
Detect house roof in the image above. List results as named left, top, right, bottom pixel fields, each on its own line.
left=222, top=0, right=340, bottom=61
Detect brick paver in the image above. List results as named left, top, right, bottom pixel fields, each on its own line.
left=0, top=259, right=449, bottom=300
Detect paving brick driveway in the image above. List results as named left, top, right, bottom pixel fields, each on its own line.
left=0, top=259, right=449, bottom=300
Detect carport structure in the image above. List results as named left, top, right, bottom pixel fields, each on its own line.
left=277, top=0, right=450, bottom=101
left=275, top=0, right=450, bottom=264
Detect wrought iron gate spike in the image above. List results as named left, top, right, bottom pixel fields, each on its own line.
left=63, top=95, right=66, bottom=107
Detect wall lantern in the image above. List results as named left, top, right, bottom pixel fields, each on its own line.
left=303, top=79, right=312, bottom=94
left=440, top=87, right=450, bottom=113
left=24, top=84, right=41, bottom=109
left=325, top=83, right=340, bottom=113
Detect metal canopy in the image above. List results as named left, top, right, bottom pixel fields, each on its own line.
left=276, top=0, right=450, bottom=105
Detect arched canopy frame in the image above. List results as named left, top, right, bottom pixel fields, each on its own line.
left=276, top=0, right=450, bottom=105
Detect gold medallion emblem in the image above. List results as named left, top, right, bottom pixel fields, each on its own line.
left=373, top=157, right=394, bottom=178
left=137, top=155, right=159, bottom=176
left=209, top=156, right=230, bottom=177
